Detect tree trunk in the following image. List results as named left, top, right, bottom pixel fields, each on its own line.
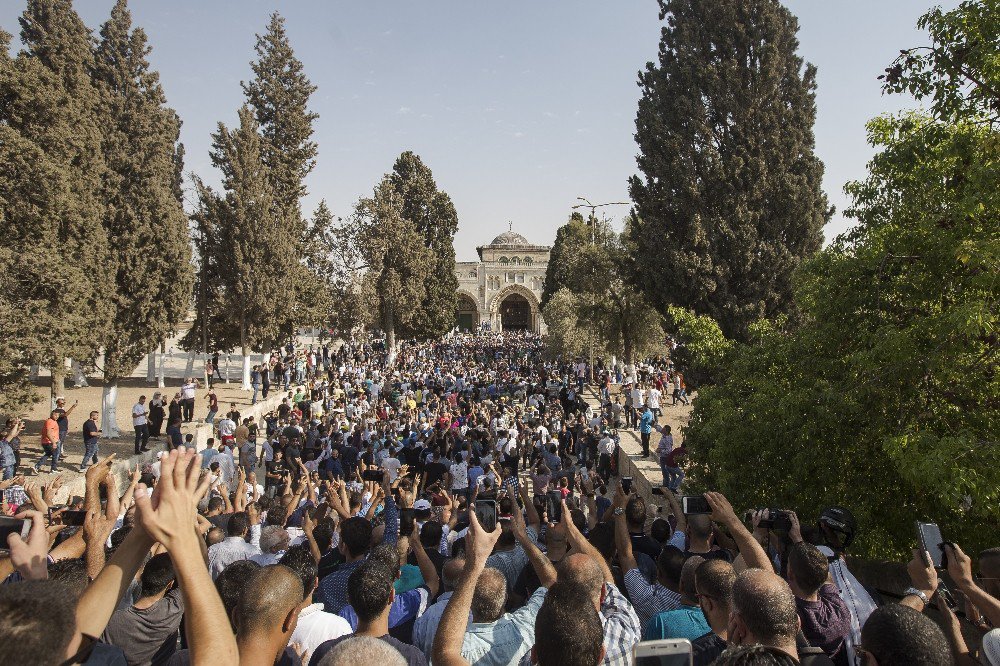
left=71, top=359, right=89, bottom=388
left=29, top=364, right=40, bottom=381
left=146, top=352, right=156, bottom=382
left=384, top=306, right=397, bottom=366
left=157, top=342, right=166, bottom=389
left=184, top=350, right=195, bottom=376
left=51, top=362, right=66, bottom=398
left=240, top=320, right=251, bottom=391
left=101, top=382, right=121, bottom=438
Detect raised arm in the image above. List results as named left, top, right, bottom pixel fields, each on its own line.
left=518, top=482, right=540, bottom=532
left=510, top=499, right=556, bottom=588
left=704, top=492, right=772, bottom=571
left=563, top=499, right=614, bottom=585
left=409, top=522, right=441, bottom=598
left=133, top=449, right=238, bottom=665
left=946, top=543, right=1000, bottom=627
left=432, top=509, right=501, bottom=666
left=663, top=489, right=687, bottom=535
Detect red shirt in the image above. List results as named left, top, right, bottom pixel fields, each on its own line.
left=41, top=418, right=59, bottom=444
left=666, top=445, right=687, bottom=467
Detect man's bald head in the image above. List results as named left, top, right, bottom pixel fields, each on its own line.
left=233, top=565, right=305, bottom=640
left=558, top=553, right=605, bottom=608
left=731, top=569, right=799, bottom=647
left=442, top=558, right=465, bottom=592
left=471, top=568, right=507, bottom=623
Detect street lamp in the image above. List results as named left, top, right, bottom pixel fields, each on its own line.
left=569, top=197, right=630, bottom=387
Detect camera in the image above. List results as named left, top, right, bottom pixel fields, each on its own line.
left=749, top=508, right=792, bottom=532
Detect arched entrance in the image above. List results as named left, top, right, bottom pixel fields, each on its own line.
left=500, top=293, right=531, bottom=331
left=455, top=293, right=479, bottom=332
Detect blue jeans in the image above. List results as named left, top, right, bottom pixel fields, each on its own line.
left=80, top=439, right=99, bottom=471
left=662, top=465, right=683, bottom=491
left=252, top=384, right=260, bottom=404
left=35, top=441, right=60, bottom=472
left=2, top=464, right=14, bottom=480
left=134, top=424, right=149, bottom=454
left=206, top=410, right=217, bottom=425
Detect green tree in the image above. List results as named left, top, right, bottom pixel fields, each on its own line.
left=242, top=12, right=325, bottom=333
left=0, top=1, right=113, bottom=397
left=629, top=0, right=830, bottom=340
left=204, top=106, right=298, bottom=388
left=93, top=0, right=193, bottom=435
left=389, top=151, right=459, bottom=340
left=541, top=211, right=596, bottom=308
left=352, top=176, right=433, bottom=357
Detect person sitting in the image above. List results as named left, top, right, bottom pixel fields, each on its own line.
left=786, top=542, right=850, bottom=665
left=645, top=556, right=710, bottom=641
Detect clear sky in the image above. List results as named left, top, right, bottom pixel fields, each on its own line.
left=1, top=0, right=957, bottom=262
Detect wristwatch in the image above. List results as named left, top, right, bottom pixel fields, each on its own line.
left=613, top=507, right=624, bottom=517
left=903, top=587, right=929, bottom=604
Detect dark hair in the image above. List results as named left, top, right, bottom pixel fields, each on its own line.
left=861, top=604, right=951, bottom=666
left=227, top=512, right=250, bottom=537
left=215, top=560, right=262, bottom=629
left=280, top=545, right=318, bottom=601
left=313, top=522, right=334, bottom=554
left=650, top=517, right=672, bottom=544
left=207, top=496, right=226, bottom=512
left=712, top=645, right=798, bottom=665
left=420, top=520, right=444, bottom=550
left=340, top=517, right=373, bottom=558
left=625, top=495, right=646, bottom=527
left=347, top=558, right=395, bottom=623
left=656, top=545, right=686, bottom=586
left=46, top=558, right=90, bottom=598
left=533, top=582, right=604, bottom=666
left=787, top=542, right=828, bottom=596
left=0, top=581, right=77, bottom=665
left=696, top=559, right=736, bottom=606
left=140, top=553, right=176, bottom=597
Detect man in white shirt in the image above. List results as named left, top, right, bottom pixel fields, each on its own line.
left=282, top=546, right=352, bottom=655
left=180, top=378, right=198, bottom=423
left=207, top=512, right=260, bottom=578
left=381, top=449, right=402, bottom=482
left=449, top=454, right=470, bottom=500
left=647, top=386, right=662, bottom=420
left=132, top=396, right=150, bottom=454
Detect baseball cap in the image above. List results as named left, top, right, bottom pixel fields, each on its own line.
left=413, top=499, right=432, bottom=511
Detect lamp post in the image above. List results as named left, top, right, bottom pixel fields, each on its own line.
left=570, top=198, right=629, bottom=388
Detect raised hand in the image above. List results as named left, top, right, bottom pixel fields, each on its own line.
left=132, top=449, right=209, bottom=550
left=8, top=510, right=49, bottom=580
left=466, top=506, right=502, bottom=564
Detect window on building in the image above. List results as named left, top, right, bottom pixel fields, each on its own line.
left=469, top=270, right=477, bottom=278
left=523, top=256, right=533, bottom=265
left=516, top=273, right=524, bottom=283
left=509, top=257, right=521, bottom=266
left=498, top=256, right=509, bottom=265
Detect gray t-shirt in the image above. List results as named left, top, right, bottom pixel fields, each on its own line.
left=101, top=588, right=184, bottom=666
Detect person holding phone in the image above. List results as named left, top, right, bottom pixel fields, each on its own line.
left=79, top=410, right=100, bottom=473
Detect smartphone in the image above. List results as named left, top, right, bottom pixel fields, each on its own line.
left=546, top=489, right=563, bottom=524
left=621, top=476, right=633, bottom=495
left=399, top=508, right=416, bottom=537
left=681, top=495, right=711, bottom=515
left=51, top=508, right=88, bottom=526
left=0, top=517, right=32, bottom=552
left=916, top=521, right=946, bottom=569
left=361, top=469, right=383, bottom=482
left=633, top=638, right=693, bottom=665
left=475, top=499, right=498, bottom=533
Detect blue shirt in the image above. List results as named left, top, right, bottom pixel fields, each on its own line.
left=338, top=585, right=431, bottom=632
left=644, top=606, right=711, bottom=641
left=639, top=409, right=655, bottom=434
left=462, top=587, right=547, bottom=665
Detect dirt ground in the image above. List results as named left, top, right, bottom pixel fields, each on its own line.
left=12, top=377, right=258, bottom=481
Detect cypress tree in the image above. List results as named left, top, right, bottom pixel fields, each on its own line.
left=389, top=151, right=459, bottom=340
left=628, top=0, right=831, bottom=339
left=208, top=106, right=297, bottom=389
left=93, top=0, right=193, bottom=435
left=1, top=1, right=113, bottom=395
left=541, top=211, right=600, bottom=308
left=242, top=12, right=323, bottom=334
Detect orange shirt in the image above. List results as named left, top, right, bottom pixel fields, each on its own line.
left=41, top=418, right=60, bottom=444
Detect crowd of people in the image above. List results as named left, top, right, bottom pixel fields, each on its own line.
left=0, top=330, right=998, bottom=665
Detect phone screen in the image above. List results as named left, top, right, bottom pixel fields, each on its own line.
left=58, top=509, right=88, bottom=527
left=681, top=495, right=711, bottom=515
left=917, top=522, right=945, bottom=568
left=475, top=500, right=497, bottom=533
left=546, top=490, right=563, bottom=524
left=635, top=656, right=691, bottom=666
left=0, top=517, right=30, bottom=551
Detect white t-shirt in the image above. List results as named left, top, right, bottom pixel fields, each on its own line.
left=290, top=603, right=352, bottom=655
left=132, top=403, right=148, bottom=426
left=382, top=456, right=402, bottom=482
left=181, top=382, right=197, bottom=400
left=647, top=388, right=661, bottom=409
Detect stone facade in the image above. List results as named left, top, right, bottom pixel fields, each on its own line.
left=455, top=230, right=551, bottom=333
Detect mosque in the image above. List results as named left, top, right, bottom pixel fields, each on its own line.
left=454, top=227, right=551, bottom=333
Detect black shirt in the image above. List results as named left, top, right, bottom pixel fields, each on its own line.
left=692, top=631, right=727, bottom=666
left=423, top=461, right=448, bottom=487
left=83, top=419, right=99, bottom=444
